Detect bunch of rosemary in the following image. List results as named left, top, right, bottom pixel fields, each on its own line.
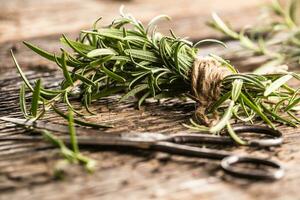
left=209, top=0, right=300, bottom=73
left=12, top=8, right=300, bottom=144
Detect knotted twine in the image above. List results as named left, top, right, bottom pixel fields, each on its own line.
left=191, top=57, right=232, bottom=126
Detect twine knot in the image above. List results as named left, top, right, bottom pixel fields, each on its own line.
left=191, top=57, right=232, bottom=126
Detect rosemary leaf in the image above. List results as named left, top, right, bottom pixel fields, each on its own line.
left=11, top=50, right=34, bottom=92
left=60, top=37, right=95, bottom=53
left=92, top=86, right=126, bottom=100
left=119, top=84, right=148, bottom=102
left=23, top=42, right=56, bottom=63
left=68, top=108, right=79, bottom=154
left=60, top=51, right=74, bottom=86
left=43, top=130, right=75, bottom=162
left=19, top=83, right=28, bottom=118
left=43, top=129, right=96, bottom=172
left=138, top=91, right=151, bottom=109
left=87, top=48, right=116, bottom=58
left=147, top=15, right=170, bottom=33
left=61, top=34, right=88, bottom=57
left=52, top=106, right=113, bottom=128
left=226, top=122, right=247, bottom=145
left=210, top=100, right=235, bottom=134
left=240, top=93, right=275, bottom=129
left=124, top=49, right=159, bottom=63
left=231, top=79, right=243, bottom=102
left=101, top=65, right=126, bottom=82
left=264, top=74, right=293, bottom=96
left=74, top=73, right=97, bottom=87
left=193, top=39, right=228, bottom=48
left=30, top=79, right=42, bottom=118
left=23, top=42, right=78, bottom=67
left=210, top=13, right=239, bottom=39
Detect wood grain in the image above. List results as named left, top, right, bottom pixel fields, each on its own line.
left=1, top=69, right=300, bottom=200
left=2, top=0, right=300, bottom=200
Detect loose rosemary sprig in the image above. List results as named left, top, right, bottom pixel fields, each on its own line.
left=43, top=109, right=96, bottom=173
left=208, top=0, right=300, bottom=73
left=13, top=8, right=300, bottom=144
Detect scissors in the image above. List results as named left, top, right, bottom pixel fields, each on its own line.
left=0, top=117, right=284, bottom=180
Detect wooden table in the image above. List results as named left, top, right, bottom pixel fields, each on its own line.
left=2, top=1, right=300, bottom=199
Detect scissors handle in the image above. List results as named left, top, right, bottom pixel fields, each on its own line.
left=152, top=141, right=284, bottom=180
left=221, top=155, right=284, bottom=180
left=232, top=125, right=283, bottom=147
left=166, top=125, right=283, bottom=147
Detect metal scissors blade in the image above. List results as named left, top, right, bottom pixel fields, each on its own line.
left=0, top=117, right=98, bottom=135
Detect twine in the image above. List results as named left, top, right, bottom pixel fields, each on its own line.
left=191, top=57, right=232, bottom=126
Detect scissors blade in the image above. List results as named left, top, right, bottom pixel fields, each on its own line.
left=0, top=117, right=161, bottom=145
left=0, top=117, right=70, bottom=133
left=1, top=117, right=34, bottom=126
left=0, top=117, right=108, bottom=136
left=1, top=117, right=164, bottom=149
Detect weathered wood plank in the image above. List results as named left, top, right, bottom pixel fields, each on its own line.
left=0, top=70, right=300, bottom=200
left=2, top=0, right=300, bottom=199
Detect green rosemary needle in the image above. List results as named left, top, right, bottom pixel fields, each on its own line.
left=12, top=8, right=300, bottom=144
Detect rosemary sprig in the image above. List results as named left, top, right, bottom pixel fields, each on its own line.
left=13, top=50, right=112, bottom=128
left=43, top=109, right=96, bottom=173
left=208, top=0, right=300, bottom=73
left=13, top=8, right=300, bottom=144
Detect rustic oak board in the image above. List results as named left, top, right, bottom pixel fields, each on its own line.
left=2, top=0, right=300, bottom=200
left=1, top=65, right=300, bottom=200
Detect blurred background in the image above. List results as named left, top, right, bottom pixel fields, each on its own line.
left=0, top=0, right=270, bottom=43
left=0, top=0, right=274, bottom=73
